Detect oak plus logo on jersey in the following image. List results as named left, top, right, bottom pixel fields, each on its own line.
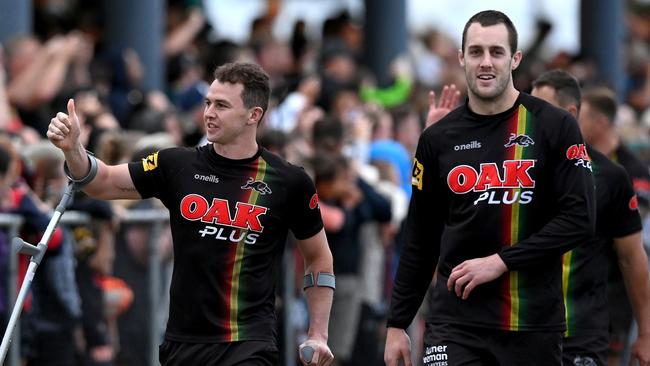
left=447, top=160, right=536, bottom=205
left=629, top=195, right=639, bottom=211
left=309, top=193, right=320, bottom=209
left=241, top=178, right=272, bottom=195
left=453, top=140, right=482, bottom=151
left=180, top=194, right=268, bottom=244
left=504, top=133, right=535, bottom=148
left=566, top=143, right=592, bottom=170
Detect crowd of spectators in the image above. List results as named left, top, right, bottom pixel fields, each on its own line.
left=1, top=1, right=650, bottom=365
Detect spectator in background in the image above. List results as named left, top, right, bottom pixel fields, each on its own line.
left=311, top=115, right=391, bottom=365
left=317, top=42, right=359, bottom=112
left=389, top=105, right=422, bottom=159
left=5, top=33, right=92, bottom=136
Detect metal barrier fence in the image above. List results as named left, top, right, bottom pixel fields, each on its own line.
left=1, top=209, right=303, bottom=366
left=0, top=209, right=171, bottom=366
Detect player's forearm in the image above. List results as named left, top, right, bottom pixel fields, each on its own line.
left=61, top=145, right=113, bottom=199
left=62, top=142, right=91, bottom=178
left=619, top=250, right=650, bottom=337
left=304, top=285, right=333, bottom=341
left=387, top=192, right=441, bottom=328
left=301, top=234, right=334, bottom=340
left=499, top=207, right=594, bottom=270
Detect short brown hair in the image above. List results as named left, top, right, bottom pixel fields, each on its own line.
left=213, top=62, right=270, bottom=116
left=462, top=10, right=518, bottom=55
left=532, top=69, right=582, bottom=111
left=581, top=87, right=617, bottom=123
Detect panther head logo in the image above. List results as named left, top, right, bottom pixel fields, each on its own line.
left=241, top=178, right=272, bottom=195
left=504, top=133, right=535, bottom=148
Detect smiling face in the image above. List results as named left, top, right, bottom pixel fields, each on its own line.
left=459, top=22, right=521, bottom=104
left=203, top=80, right=261, bottom=146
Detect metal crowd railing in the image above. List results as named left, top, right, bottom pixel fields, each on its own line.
left=1, top=210, right=304, bottom=366
left=0, top=209, right=171, bottom=366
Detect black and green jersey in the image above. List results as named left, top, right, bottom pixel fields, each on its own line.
left=387, top=93, right=596, bottom=332
left=562, top=146, right=641, bottom=338
left=129, top=144, right=323, bottom=343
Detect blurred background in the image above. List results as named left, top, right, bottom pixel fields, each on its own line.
left=0, top=0, right=649, bottom=365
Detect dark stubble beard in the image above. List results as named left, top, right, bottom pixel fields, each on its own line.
left=466, top=63, right=512, bottom=103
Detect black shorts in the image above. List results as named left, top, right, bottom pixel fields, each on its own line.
left=159, top=339, right=279, bottom=366
left=563, top=334, right=608, bottom=366
left=422, top=323, right=563, bottom=366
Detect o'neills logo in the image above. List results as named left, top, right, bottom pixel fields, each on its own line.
left=194, top=174, right=220, bottom=183
left=454, top=141, right=482, bottom=151
left=447, top=160, right=536, bottom=205
left=180, top=194, right=267, bottom=232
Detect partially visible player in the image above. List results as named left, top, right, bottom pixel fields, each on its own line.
left=532, top=69, right=650, bottom=366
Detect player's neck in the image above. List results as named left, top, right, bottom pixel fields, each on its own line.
left=468, top=86, right=519, bottom=116
left=590, top=130, right=619, bottom=157
left=212, top=141, right=259, bottom=160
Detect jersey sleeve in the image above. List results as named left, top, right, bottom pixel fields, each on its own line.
left=127, top=148, right=175, bottom=199
left=609, top=167, right=643, bottom=238
left=498, top=114, right=596, bottom=270
left=287, top=167, right=324, bottom=240
left=386, top=130, right=444, bottom=329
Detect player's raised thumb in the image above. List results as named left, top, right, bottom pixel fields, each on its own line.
left=67, top=98, right=77, bottom=121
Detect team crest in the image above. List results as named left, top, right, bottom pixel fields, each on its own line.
left=142, top=151, right=159, bottom=172
left=504, top=133, right=535, bottom=148
left=241, top=178, right=272, bottom=195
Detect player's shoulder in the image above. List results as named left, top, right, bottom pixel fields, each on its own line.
left=134, top=145, right=202, bottom=174
left=616, top=144, right=650, bottom=177
left=590, top=146, right=630, bottom=183
left=521, top=93, right=575, bottom=127
left=151, top=146, right=199, bottom=161
left=260, top=148, right=312, bottom=181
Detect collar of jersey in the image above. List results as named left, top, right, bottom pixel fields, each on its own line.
left=204, top=144, right=264, bottom=166
left=464, top=93, right=523, bottom=123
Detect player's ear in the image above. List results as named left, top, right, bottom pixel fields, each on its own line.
left=458, top=49, right=465, bottom=67
left=566, top=104, right=578, bottom=119
left=511, top=50, right=522, bottom=70
left=248, top=107, right=264, bottom=125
